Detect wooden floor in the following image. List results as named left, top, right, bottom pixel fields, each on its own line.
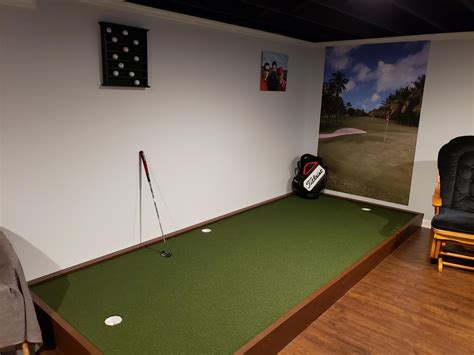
left=280, top=227, right=474, bottom=354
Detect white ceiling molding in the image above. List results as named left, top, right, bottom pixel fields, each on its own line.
left=0, top=0, right=37, bottom=9
left=312, top=31, right=474, bottom=48
left=78, top=0, right=313, bottom=48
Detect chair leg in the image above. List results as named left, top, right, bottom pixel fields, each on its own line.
left=438, top=257, right=443, bottom=272
left=433, top=240, right=442, bottom=259
left=22, top=342, right=30, bottom=355
left=430, top=239, right=436, bottom=259
left=429, top=236, right=437, bottom=259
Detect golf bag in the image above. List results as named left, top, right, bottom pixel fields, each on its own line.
left=292, top=154, right=327, bottom=199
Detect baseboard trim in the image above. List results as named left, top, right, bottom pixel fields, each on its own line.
left=422, top=218, right=432, bottom=229
left=28, top=192, right=293, bottom=287
left=0, top=0, right=37, bottom=9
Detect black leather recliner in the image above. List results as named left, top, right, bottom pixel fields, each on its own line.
left=430, top=136, right=474, bottom=272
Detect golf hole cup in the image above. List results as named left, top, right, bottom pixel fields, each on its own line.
left=104, top=315, right=122, bottom=326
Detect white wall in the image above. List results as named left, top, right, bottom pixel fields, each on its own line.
left=301, top=47, right=325, bottom=154
left=410, top=38, right=474, bottom=223
left=0, top=0, right=315, bottom=279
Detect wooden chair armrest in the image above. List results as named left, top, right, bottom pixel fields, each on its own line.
left=433, top=174, right=442, bottom=215
left=432, top=195, right=442, bottom=207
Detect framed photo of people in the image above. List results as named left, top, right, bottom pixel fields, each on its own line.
left=260, top=51, right=288, bottom=91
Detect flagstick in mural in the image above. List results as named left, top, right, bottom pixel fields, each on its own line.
left=317, top=41, right=431, bottom=205
left=383, top=114, right=390, bottom=146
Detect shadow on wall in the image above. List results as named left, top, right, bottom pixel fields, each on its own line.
left=409, top=160, right=438, bottom=221
left=287, top=155, right=301, bottom=192
left=0, top=227, right=60, bottom=282
left=1, top=227, right=70, bottom=311
left=1, top=227, right=71, bottom=349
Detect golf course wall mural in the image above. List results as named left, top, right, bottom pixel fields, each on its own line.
left=317, top=41, right=430, bottom=205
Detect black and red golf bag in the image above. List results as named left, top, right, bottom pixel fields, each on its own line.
left=292, top=154, right=327, bottom=199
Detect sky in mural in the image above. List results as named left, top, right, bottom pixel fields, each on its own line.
left=323, top=41, right=430, bottom=112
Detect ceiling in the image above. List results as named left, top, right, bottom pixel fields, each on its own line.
left=127, top=0, right=474, bottom=42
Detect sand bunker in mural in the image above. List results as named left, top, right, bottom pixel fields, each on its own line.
left=319, top=127, right=367, bottom=139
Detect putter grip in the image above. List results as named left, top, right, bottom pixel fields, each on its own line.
left=139, top=151, right=151, bottom=182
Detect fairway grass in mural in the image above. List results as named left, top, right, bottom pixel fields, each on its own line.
left=318, top=41, right=430, bottom=205
left=260, top=51, right=288, bottom=91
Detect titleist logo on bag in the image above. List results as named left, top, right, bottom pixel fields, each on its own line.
left=304, top=165, right=325, bottom=191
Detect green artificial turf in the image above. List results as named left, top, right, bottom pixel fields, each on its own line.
left=32, top=195, right=415, bottom=354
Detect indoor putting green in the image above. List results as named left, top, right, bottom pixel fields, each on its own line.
left=32, top=195, right=416, bottom=354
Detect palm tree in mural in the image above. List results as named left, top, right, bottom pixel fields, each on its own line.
left=321, top=81, right=338, bottom=123
left=370, top=75, right=426, bottom=127
left=328, top=71, right=348, bottom=121
left=383, top=87, right=412, bottom=124
left=410, top=75, right=426, bottom=117
left=329, top=71, right=349, bottom=97
left=345, top=102, right=354, bottom=117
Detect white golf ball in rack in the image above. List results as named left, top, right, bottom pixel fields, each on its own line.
left=123, top=46, right=129, bottom=53
left=112, top=53, right=119, bottom=60
left=122, top=29, right=128, bottom=36
left=106, top=27, right=112, bottom=33
left=111, top=37, right=118, bottom=43
left=118, top=63, right=124, bottom=69
left=133, top=56, right=140, bottom=62
left=129, top=71, right=135, bottom=77
left=134, top=80, right=140, bottom=86
left=112, top=70, right=119, bottom=77
left=133, top=39, right=139, bottom=45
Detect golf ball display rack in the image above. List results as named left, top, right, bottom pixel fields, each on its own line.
left=100, top=22, right=149, bottom=88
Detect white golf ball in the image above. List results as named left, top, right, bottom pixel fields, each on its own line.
left=134, top=80, right=140, bottom=86
left=123, top=46, right=129, bottom=52
left=106, top=27, right=112, bottom=33
left=133, top=56, right=139, bottom=62
left=112, top=37, right=118, bottom=43
left=129, top=71, right=135, bottom=77
left=122, top=29, right=128, bottom=36
left=118, top=63, right=124, bottom=68
left=133, top=39, right=139, bottom=45
left=112, top=54, right=118, bottom=60
left=112, top=70, right=119, bottom=77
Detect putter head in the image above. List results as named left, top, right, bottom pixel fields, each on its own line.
left=160, top=250, right=172, bottom=257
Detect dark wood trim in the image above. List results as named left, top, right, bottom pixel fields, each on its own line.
left=32, top=293, right=102, bottom=355
left=30, top=192, right=292, bottom=354
left=235, top=212, right=423, bottom=354
left=30, top=193, right=422, bottom=355
left=29, top=192, right=293, bottom=287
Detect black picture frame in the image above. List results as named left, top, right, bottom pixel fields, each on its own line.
left=99, top=22, right=149, bottom=88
